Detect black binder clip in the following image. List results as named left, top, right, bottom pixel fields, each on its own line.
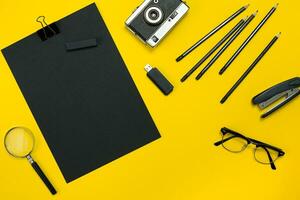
left=36, top=16, right=60, bottom=41
left=252, top=77, right=300, bottom=118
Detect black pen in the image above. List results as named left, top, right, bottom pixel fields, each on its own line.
left=220, top=33, right=281, bottom=104
left=219, top=3, right=279, bottom=75
left=176, top=4, right=249, bottom=62
left=180, top=18, right=246, bottom=82
left=196, top=11, right=257, bottom=80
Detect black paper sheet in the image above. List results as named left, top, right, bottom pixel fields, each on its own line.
left=2, top=3, right=160, bottom=183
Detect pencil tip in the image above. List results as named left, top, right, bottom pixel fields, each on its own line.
left=244, top=4, right=250, bottom=9
left=274, top=3, right=279, bottom=8
left=276, top=32, right=281, bottom=38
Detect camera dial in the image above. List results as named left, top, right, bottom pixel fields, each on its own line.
left=144, top=6, right=164, bottom=25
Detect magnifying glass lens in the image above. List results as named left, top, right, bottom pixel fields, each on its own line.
left=5, top=127, right=34, bottom=157
left=4, top=127, right=56, bottom=194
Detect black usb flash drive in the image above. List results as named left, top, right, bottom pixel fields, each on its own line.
left=144, top=64, right=174, bottom=95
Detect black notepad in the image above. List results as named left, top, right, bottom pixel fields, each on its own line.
left=2, top=3, right=160, bottom=183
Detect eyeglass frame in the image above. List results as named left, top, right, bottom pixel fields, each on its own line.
left=214, top=127, right=285, bottom=170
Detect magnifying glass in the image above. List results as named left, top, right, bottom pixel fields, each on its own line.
left=4, top=127, right=57, bottom=195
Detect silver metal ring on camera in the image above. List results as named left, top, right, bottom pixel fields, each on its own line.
left=144, top=6, right=164, bottom=25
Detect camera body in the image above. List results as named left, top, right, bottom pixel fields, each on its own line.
left=126, top=0, right=189, bottom=47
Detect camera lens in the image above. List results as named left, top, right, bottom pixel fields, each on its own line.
left=144, top=6, right=164, bottom=25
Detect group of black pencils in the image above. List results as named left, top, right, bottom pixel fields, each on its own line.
left=177, top=3, right=281, bottom=104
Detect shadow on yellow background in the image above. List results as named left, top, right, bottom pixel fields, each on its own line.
left=0, top=0, right=299, bottom=199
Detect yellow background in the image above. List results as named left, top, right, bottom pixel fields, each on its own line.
left=0, top=0, right=299, bottom=199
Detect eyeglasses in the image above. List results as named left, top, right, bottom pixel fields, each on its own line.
left=214, top=127, right=285, bottom=170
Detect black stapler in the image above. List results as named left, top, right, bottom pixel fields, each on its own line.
left=252, top=77, right=300, bottom=118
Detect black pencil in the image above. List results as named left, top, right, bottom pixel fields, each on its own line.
left=176, top=4, right=249, bottom=62
left=219, top=3, right=279, bottom=75
left=180, top=18, right=246, bottom=82
left=195, top=11, right=257, bottom=80
left=220, top=33, right=281, bottom=104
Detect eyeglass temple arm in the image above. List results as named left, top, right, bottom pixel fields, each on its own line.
left=214, top=135, right=237, bottom=146
left=260, top=146, right=276, bottom=170
left=214, top=140, right=223, bottom=146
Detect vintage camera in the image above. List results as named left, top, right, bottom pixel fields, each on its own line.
left=125, top=0, right=189, bottom=47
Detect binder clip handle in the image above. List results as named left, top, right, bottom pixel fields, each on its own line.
left=36, top=16, right=60, bottom=41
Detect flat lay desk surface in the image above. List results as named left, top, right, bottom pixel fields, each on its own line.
left=0, top=0, right=299, bottom=199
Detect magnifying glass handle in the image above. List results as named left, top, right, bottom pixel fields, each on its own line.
left=27, top=156, right=57, bottom=195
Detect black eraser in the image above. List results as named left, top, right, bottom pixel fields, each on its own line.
left=65, top=39, right=98, bottom=51
left=145, top=64, right=174, bottom=95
